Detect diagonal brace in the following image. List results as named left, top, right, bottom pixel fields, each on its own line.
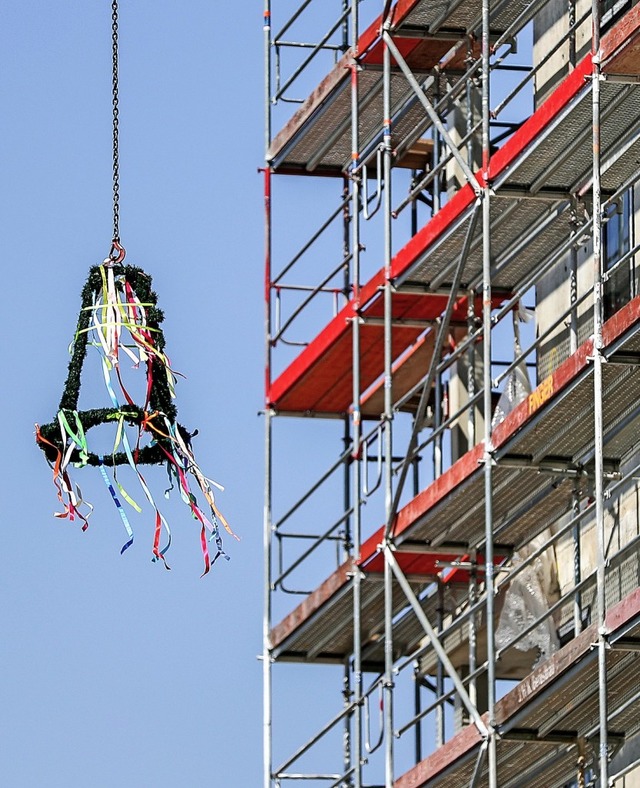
left=384, top=544, right=492, bottom=739
left=384, top=201, right=481, bottom=540
left=470, top=739, right=488, bottom=788
left=382, top=30, right=484, bottom=196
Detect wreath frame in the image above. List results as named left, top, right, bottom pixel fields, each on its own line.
left=36, top=264, right=185, bottom=467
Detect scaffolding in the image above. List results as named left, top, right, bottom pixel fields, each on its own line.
left=263, top=1, right=640, bottom=786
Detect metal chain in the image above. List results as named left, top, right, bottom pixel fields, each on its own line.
left=111, top=0, right=121, bottom=247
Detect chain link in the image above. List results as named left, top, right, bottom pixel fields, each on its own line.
left=111, top=0, right=120, bottom=245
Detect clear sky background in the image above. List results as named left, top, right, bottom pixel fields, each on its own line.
left=1, top=3, right=267, bottom=786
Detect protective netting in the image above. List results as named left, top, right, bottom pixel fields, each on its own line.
left=493, top=305, right=560, bottom=667
left=495, top=538, right=560, bottom=667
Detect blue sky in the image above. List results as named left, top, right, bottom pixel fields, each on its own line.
left=1, top=4, right=266, bottom=785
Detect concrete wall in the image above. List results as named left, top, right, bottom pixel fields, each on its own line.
left=533, top=0, right=591, bottom=106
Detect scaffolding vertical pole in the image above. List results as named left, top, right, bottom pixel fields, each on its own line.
left=413, top=664, right=423, bottom=763
left=568, top=0, right=577, bottom=71
left=350, top=3, right=363, bottom=785
left=468, top=548, right=478, bottom=710
left=263, top=272, right=273, bottom=788
left=435, top=372, right=443, bottom=478
left=382, top=11, right=395, bottom=785
left=572, top=488, right=583, bottom=637
left=433, top=77, right=441, bottom=214
left=343, top=184, right=353, bottom=780
left=263, top=5, right=273, bottom=787
left=468, top=290, right=476, bottom=449
left=264, top=1, right=271, bottom=152
left=481, top=0, right=497, bottom=785
left=466, top=40, right=477, bottom=455
left=436, top=579, right=445, bottom=747
left=591, top=1, right=609, bottom=783
left=569, top=197, right=580, bottom=355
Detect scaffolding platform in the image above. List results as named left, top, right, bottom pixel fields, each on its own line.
left=395, top=587, right=640, bottom=788
left=268, top=0, right=549, bottom=176
left=270, top=295, right=640, bottom=664
left=391, top=13, right=640, bottom=293
left=268, top=289, right=492, bottom=415
left=268, top=8, right=640, bottom=415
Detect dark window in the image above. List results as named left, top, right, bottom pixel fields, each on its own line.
left=603, top=189, right=634, bottom=320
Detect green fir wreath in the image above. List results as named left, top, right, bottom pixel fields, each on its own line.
left=36, top=264, right=184, bottom=467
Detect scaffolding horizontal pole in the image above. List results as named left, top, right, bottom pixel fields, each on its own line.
left=361, top=316, right=436, bottom=328
left=273, top=700, right=356, bottom=776
left=276, top=773, right=342, bottom=780
left=495, top=186, right=572, bottom=201
left=397, top=540, right=510, bottom=557
left=497, top=454, right=621, bottom=478
left=273, top=508, right=353, bottom=590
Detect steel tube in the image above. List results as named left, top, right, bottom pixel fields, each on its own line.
left=382, top=31, right=482, bottom=196
left=435, top=580, right=445, bottom=746
left=480, top=0, right=497, bottom=784
left=397, top=678, right=459, bottom=739
left=275, top=7, right=351, bottom=101
left=273, top=508, right=354, bottom=590
left=382, top=26, right=395, bottom=787
left=592, top=3, right=609, bottom=783
left=274, top=701, right=357, bottom=776
left=384, top=545, right=491, bottom=738
left=273, top=255, right=351, bottom=343
left=350, top=4, right=363, bottom=784
left=263, top=6, right=273, bottom=775
left=273, top=197, right=349, bottom=285
left=572, top=488, right=583, bottom=636
left=272, top=0, right=313, bottom=41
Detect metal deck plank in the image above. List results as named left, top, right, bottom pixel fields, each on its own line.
left=361, top=330, right=437, bottom=417
left=269, top=0, right=509, bottom=174
left=394, top=589, right=640, bottom=787
left=270, top=297, right=640, bottom=662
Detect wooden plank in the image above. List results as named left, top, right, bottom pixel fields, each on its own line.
left=270, top=560, right=353, bottom=649
left=360, top=330, right=438, bottom=416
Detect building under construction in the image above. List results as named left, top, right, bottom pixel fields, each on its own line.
left=263, top=0, right=640, bottom=785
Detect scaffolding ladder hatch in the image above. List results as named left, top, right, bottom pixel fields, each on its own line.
left=270, top=295, right=640, bottom=661
left=394, top=587, right=640, bottom=787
